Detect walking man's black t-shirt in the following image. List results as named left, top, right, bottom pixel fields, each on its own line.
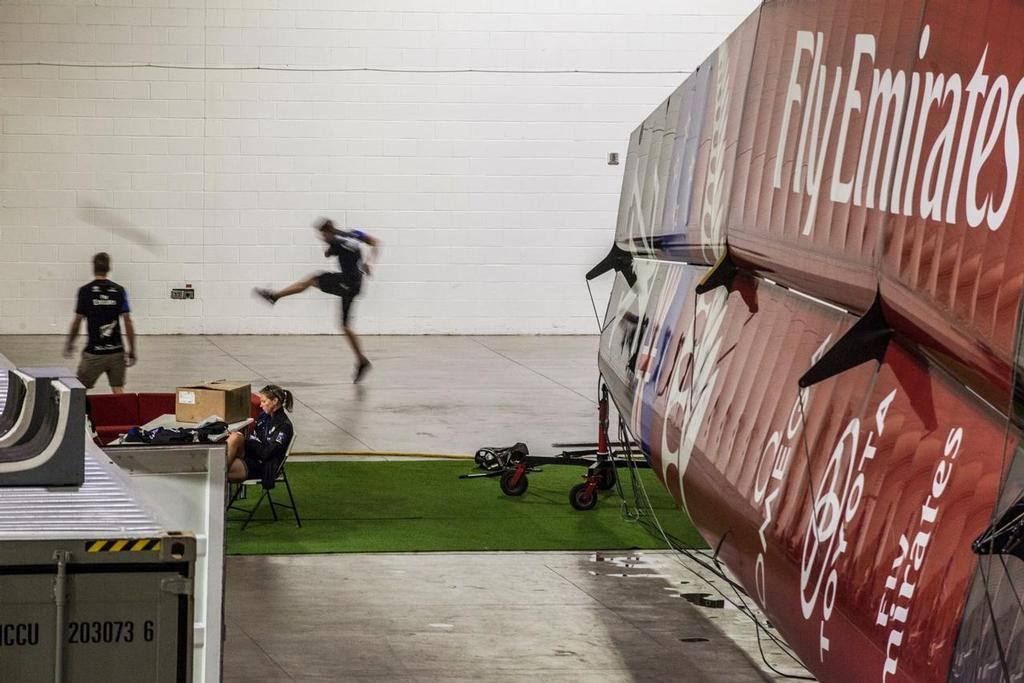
left=75, top=280, right=130, bottom=354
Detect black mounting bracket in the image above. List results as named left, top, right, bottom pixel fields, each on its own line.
left=586, top=243, right=636, bottom=287
left=798, top=294, right=892, bottom=388
left=695, top=251, right=738, bottom=295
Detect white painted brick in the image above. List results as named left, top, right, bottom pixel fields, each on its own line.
left=203, top=246, right=241, bottom=264
left=111, top=7, right=150, bottom=26
left=166, top=174, right=204, bottom=192
left=75, top=7, right=115, bottom=25
left=203, top=192, right=258, bottom=210
left=2, top=0, right=756, bottom=333
left=162, top=245, right=201, bottom=264
left=151, top=8, right=189, bottom=26
left=146, top=263, right=184, bottom=281
left=222, top=45, right=260, bottom=64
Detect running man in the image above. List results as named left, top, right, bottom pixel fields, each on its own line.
left=255, top=218, right=381, bottom=383
left=64, top=252, right=137, bottom=392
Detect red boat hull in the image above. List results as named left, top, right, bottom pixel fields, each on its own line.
left=600, top=1, right=1024, bottom=679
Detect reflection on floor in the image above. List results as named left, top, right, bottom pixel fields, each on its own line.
left=225, top=551, right=798, bottom=683
left=0, top=334, right=810, bottom=681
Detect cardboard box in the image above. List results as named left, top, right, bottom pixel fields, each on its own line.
left=175, top=381, right=251, bottom=424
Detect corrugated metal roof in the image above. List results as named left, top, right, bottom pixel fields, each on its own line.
left=0, top=451, right=165, bottom=539
left=0, top=356, right=164, bottom=539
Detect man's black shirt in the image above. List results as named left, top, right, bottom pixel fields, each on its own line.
left=324, top=230, right=368, bottom=282
left=75, top=279, right=130, bottom=354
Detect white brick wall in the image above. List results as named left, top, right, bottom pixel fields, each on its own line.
left=0, top=0, right=758, bottom=334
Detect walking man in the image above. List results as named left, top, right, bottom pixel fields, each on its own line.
left=255, top=218, right=381, bottom=383
left=64, top=252, right=136, bottom=392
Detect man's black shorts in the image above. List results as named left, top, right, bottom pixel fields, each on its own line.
left=316, top=272, right=361, bottom=326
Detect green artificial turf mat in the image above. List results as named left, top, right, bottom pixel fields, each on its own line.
left=226, top=460, right=706, bottom=554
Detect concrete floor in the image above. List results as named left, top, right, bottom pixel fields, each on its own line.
left=0, top=334, right=808, bottom=681
left=0, top=334, right=601, bottom=456
left=224, top=551, right=794, bottom=683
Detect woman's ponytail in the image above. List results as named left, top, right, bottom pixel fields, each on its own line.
left=260, top=384, right=293, bottom=412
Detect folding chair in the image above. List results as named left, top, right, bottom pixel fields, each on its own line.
left=226, top=435, right=301, bottom=530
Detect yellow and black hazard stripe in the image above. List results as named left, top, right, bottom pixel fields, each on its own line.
left=85, top=538, right=162, bottom=553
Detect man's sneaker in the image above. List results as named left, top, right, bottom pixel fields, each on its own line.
left=253, top=288, right=277, bottom=305
left=353, top=358, right=372, bottom=383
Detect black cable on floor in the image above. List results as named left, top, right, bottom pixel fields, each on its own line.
left=612, top=416, right=813, bottom=679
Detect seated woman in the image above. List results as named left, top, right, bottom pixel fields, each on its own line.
left=226, top=384, right=294, bottom=486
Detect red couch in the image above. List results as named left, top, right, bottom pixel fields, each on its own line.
left=88, top=392, right=262, bottom=445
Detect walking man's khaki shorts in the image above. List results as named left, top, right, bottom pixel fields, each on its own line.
left=77, top=351, right=126, bottom=389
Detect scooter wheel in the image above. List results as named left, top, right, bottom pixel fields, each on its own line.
left=475, top=448, right=495, bottom=467
left=500, top=470, right=529, bottom=496
left=569, top=482, right=598, bottom=511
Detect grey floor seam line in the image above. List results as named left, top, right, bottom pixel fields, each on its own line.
left=545, top=563, right=612, bottom=604
left=295, top=399, right=375, bottom=451
left=469, top=336, right=597, bottom=403
left=385, top=630, right=413, bottom=679
left=203, top=337, right=266, bottom=380
left=232, top=620, right=295, bottom=682
left=205, top=337, right=375, bottom=451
